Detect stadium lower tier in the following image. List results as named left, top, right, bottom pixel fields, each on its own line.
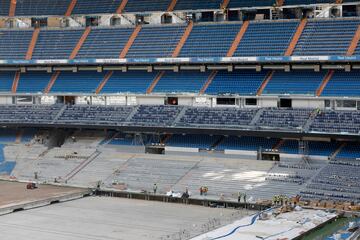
left=2, top=69, right=360, bottom=96
left=1, top=104, right=360, bottom=135
left=3, top=128, right=360, bottom=204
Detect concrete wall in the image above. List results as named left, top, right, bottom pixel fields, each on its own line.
left=48, top=17, right=61, bottom=27
left=178, top=97, right=193, bottom=106
left=292, top=99, right=324, bottom=109
left=0, top=19, right=6, bottom=28
left=137, top=96, right=164, bottom=105
left=258, top=98, right=278, bottom=108
left=0, top=96, right=13, bottom=104
left=107, top=96, right=127, bottom=105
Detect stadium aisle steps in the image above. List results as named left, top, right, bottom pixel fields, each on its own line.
left=276, top=0, right=284, bottom=6
left=9, top=0, right=16, bottom=17
left=11, top=72, right=20, bottom=93
left=257, top=70, right=274, bottom=96
left=65, top=0, right=77, bottom=16
left=172, top=21, right=193, bottom=58
left=316, top=70, right=334, bottom=96
left=160, top=133, right=173, bottom=144
left=146, top=71, right=165, bottom=94
left=168, top=0, right=178, bottom=11
left=15, top=130, right=23, bottom=144
left=346, top=25, right=360, bottom=56
left=116, top=0, right=128, bottom=14
left=95, top=71, right=114, bottom=94
left=330, top=142, right=347, bottom=159
left=285, top=18, right=307, bottom=56
left=221, top=0, right=230, bottom=8
left=200, top=70, right=218, bottom=94
left=70, top=26, right=91, bottom=60
left=273, top=139, right=285, bottom=150
left=26, top=28, right=40, bottom=60
left=227, top=20, right=249, bottom=57
left=120, top=25, right=142, bottom=58
left=44, top=71, right=61, bottom=94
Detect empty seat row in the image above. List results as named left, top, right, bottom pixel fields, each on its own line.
left=293, top=19, right=360, bottom=56
left=0, top=18, right=359, bottom=60
left=0, top=104, right=360, bottom=134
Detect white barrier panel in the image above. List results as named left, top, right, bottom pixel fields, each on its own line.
left=165, top=147, right=199, bottom=153
left=280, top=153, right=329, bottom=161
left=224, top=149, right=257, bottom=156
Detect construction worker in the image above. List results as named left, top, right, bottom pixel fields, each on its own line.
left=203, top=186, right=208, bottom=196
left=220, top=194, right=225, bottom=201
left=238, top=192, right=242, bottom=203
left=153, top=183, right=157, bottom=194
left=243, top=192, right=247, bottom=203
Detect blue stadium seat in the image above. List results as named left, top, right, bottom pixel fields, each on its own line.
left=124, top=0, right=170, bottom=12
left=217, top=136, right=278, bottom=151
left=127, top=25, right=186, bottom=58
left=0, top=129, right=17, bottom=143
left=101, top=71, right=157, bottom=94
left=166, top=134, right=220, bottom=149
left=21, top=129, right=37, bottom=142
left=153, top=71, right=209, bottom=93
left=293, top=19, right=360, bottom=56
left=17, top=72, right=51, bottom=93
left=131, top=105, right=182, bottom=126
left=206, top=70, right=267, bottom=95
left=257, top=108, right=312, bottom=129
left=72, top=0, right=121, bottom=15
left=0, top=0, right=10, bottom=16
left=264, top=70, right=325, bottom=95
left=58, top=105, right=134, bottom=125
left=0, top=30, right=33, bottom=59
left=280, top=140, right=338, bottom=156
left=76, top=27, right=133, bottom=59
left=337, top=142, right=360, bottom=159
left=234, top=20, right=299, bottom=56
left=179, top=23, right=241, bottom=58
left=322, top=71, right=360, bottom=97
left=50, top=71, right=105, bottom=93
left=0, top=72, right=15, bottom=92
left=174, top=0, right=222, bottom=10
left=179, top=107, right=257, bottom=127
left=228, top=0, right=275, bottom=8
left=15, top=0, right=71, bottom=16
left=0, top=161, right=16, bottom=175
left=311, top=111, right=360, bottom=134
left=284, top=0, right=334, bottom=5
left=32, top=29, right=83, bottom=59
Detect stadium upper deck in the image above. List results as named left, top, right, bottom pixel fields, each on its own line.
left=0, top=0, right=358, bottom=17
left=0, top=18, right=359, bottom=64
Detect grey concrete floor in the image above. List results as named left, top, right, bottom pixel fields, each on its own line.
left=0, top=196, right=247, bottom=240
